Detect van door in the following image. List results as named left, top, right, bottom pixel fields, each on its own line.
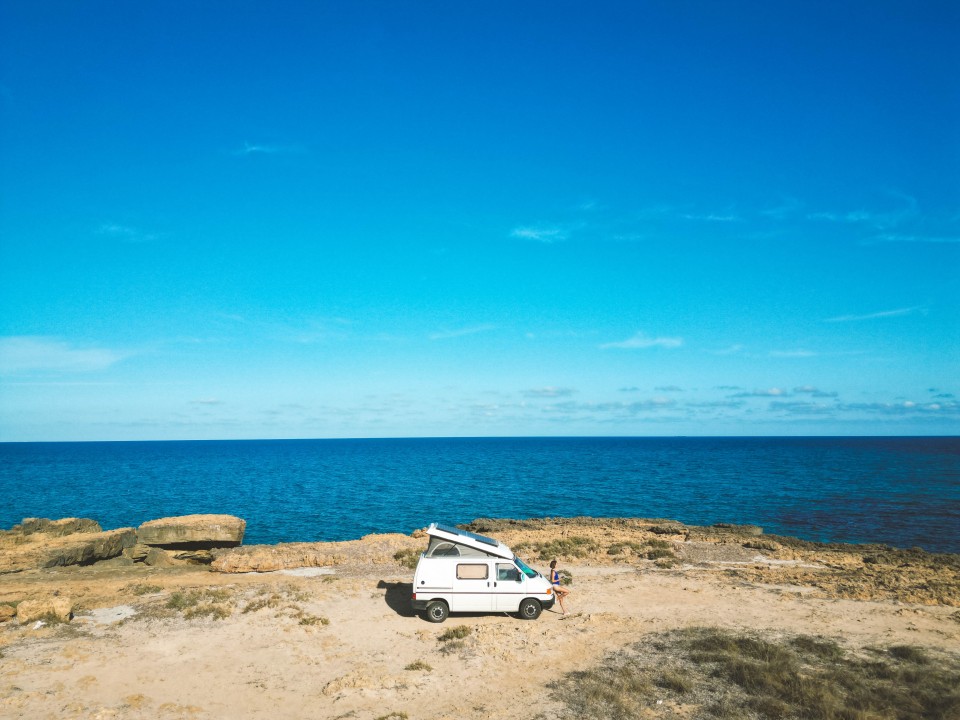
left=492, top=562, right=525, bottom=612
left=451, top=561, right=493, bottom=612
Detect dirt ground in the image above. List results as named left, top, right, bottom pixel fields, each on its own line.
left=1, top=519, right=958, bottom=720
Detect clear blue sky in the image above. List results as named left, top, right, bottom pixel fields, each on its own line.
left=1, top=1, right=958, bottom=441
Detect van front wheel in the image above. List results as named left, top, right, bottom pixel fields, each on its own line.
left=518, top=598, right=542, bottom=620
left=424, top=600, right=449, bottom=623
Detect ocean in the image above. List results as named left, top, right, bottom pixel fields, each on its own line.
left=1, top=437, right=958, bottom=553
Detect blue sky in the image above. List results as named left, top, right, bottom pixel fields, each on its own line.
left=1, top=1, right=958, bottom=441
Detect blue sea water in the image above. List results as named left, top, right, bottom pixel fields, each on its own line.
left=1, top=437, right=958, bottom=553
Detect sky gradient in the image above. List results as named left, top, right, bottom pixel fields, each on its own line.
left=1, top=1, right=958, bottom=441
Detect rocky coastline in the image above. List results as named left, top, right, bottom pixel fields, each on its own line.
left=2, top=514, right=958, bottom=623
left=1, top=514, right=958, bottom=719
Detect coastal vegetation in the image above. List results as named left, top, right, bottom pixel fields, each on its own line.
left=403, top=660, right=432, bottom=671
left=393, top=548, right=420, bottom=569
left=548, top=628, right=960, bottom=720
left=165, top=589, right=233, bottom=620
left=1, top=515, right=958, bottom=719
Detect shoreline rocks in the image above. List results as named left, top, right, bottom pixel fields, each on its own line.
left=137, top=514, right=246, bottom=548
left=1, top=514, right=247, bottom=574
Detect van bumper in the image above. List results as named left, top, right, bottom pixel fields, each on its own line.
left=542, top=596, right=556, bottom=610
left=411, top=598, right=428, bottom=611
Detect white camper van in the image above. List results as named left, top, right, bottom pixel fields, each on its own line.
left=411, top=523, right=556, bottom=622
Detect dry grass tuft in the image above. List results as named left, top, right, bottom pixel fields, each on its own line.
left=165, top=589, right=234, bottom=620
left=550, top=627, right=960, bottom=720
left=394, top=549, right=421, bottom=569
left=404, top=660, right=432, bottom=671
left=129, top=584, right=162, bottom=596
left=438, top=624, right=472, bottom=642
left=297, top=614, right=329, bottom=626
left=514, top=536, right=600, bottom=560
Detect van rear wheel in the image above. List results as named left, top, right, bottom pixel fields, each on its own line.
left=518, top=598, right=542, bottom=620
left=424, top=600, right=449, bottom=623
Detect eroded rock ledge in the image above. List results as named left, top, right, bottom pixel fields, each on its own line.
left=0, top=514, right=246, bottom=574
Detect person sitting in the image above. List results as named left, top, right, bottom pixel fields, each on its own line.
left=549, top=559, right=571, bottom=615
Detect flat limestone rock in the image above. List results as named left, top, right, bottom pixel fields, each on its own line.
left=14, top=518, right=103, bottom=536
left=41, top=528, right=137, bottom=568
left=0, top=528, right=137, bottom=573
left=137, top=514, right=246, bottom=548
left=212, top=543, right=344, bottom=573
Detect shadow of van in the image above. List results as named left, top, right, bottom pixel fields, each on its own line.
left=377, top=580, right=417, bottom=618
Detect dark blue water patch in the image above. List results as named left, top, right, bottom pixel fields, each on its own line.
left=1, top=437, right=958, bottom=553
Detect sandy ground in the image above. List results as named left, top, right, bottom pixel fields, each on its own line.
left=2, top=527, right=959, bottom=720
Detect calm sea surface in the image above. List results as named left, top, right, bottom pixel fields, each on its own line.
left=1, top=437, right=958, bottom=553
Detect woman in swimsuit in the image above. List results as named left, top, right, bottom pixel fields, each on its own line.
left=549, top=559, right=570, bottom=615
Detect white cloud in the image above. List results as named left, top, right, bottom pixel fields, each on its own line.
left=709, top=344, right=744, bottom=356
left=867, top=234, right=960, bottom=244
left=770, top=401, right=836, bottom=415
left=524, top=387, right=576, bottom=398
left=96, top=223, right=158, bottom=243
left=680, top=213, right=740, bottom=222
left=600, top=332, right=683, bottom=350
left=769, top=349, right=817, bottom=358
left=510, top=226, right=569, bottom=243
left=794, top=386, right=838, bottom=398
left=838, top=400, right=959, bottom=415
left=0, top=336, right=127, bottom=374
left=233, top=142, right=304, bottom=156
left=824, top=307, right=923, bottom=323
left=428, top=324, right=496, bottom=341
left=760, top=196, right=803, bottom=219
left=731, top=388, right=788, bottom=398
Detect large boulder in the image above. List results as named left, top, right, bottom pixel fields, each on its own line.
left=17, top=596, right=73, bottom=623
left=40, top=528, right=137, bottom=568
left=137, top=514, right=245, bottom=548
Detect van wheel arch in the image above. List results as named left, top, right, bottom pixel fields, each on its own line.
left=424, top=600, right=449, bottom=623
left=518, top=598, right=542, bottom=620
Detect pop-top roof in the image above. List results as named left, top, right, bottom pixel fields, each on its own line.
left=427, top=522, right=512, bottom=559
left=434, top=523, right=498, bottom=547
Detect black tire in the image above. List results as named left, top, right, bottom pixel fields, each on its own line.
left=424, top=600, right=449, bottom=623
left=518, top=598, right=542, bottom=620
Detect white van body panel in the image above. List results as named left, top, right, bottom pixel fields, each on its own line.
left=411, top=523, right=555, bottom=620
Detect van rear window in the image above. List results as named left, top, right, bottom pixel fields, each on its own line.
left=456, top=563, right=488, bottom=580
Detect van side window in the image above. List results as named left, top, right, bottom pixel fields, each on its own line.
left=456, top=563, right=488, bottom=580
left=497, top=564, right=521, bottom=581
left=430, top=542, right=460, bottom=557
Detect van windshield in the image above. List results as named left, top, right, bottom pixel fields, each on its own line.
left=514, top=555, right=538, bottom=579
